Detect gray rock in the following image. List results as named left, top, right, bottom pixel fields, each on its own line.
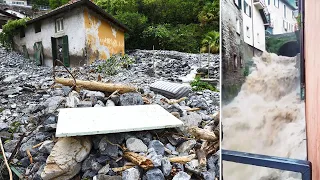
left=82, top=154, right=97, bottom=172
left=98, top=164, right=110, bottom=174
left=3, top=75, right=18, bottom=83
left=202, top=171, right=215, bottom=180
left=4, top=140, right=18, bottom=152
left=148, top=140, right=165, bottom=155
left=0, top=122, right=9, bottom=131
left=176, top=140, right=196, bottom=153
left=82, top=170, right=97, bottom=179
left=185, top=159, right=203, bottom=174
left=122, top=167, right=140, bottom=180
left=145, top=168, right=165, bottom=180
left=78, top=101, right=93, bottom=107
left=65, top=91, right=80, bottom=108
left=150, top=154, right=162, bottom=167
left=119, top=93, right=144, bottom=106
left=106, top=100, right=115, bottom=107
left=82, top=90, right=105, bottom=99
left=94, top=174, right=121, bottom=180
left=172, top=171, right=191, bottom=180
left=92, top=162, right=103, bottom=172
left=99, top=137, right=119, bottom=158
left=20, top=137, right=37, bottom=157
left=207, top=152, right=219, bottom=170
left=44, top=115, right=57, bottom=125
left=180, top=112, right=202, bottom=127
left=38, top=140, right=54, bottom=154
left=126, top=137, right=148, bottom=153
left=2, top=89, right=20, bottom=96
left=43, top=96, right=65, bottom=113
left=161, top=158, right=172, bottom=176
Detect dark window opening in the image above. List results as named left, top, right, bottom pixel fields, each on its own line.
left=234, top=54, right=238, bottom=70
left=20, top=28, right=25, bottom=38
left=35, top=22, right=41, bottom=33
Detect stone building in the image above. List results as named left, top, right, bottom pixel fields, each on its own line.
left=221, top=0, right=246, bottom=102
left=13, top=0, right=128, bottom=67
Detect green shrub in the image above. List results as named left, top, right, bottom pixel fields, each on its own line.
left=0, top=18, right=29, bottom=50
left=190, top=77, right=218, bottom=92
left=97, top=54, right=135, bottom=75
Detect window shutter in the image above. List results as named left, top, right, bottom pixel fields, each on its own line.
left=62, top=35, right=70, bottom=67
left=51, top=37, right=57, bottom=66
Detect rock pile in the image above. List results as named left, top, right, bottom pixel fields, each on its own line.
left=0, top=48, right=220, bottom=180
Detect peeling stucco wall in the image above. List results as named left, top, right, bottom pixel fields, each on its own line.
left=84, top=7, right=125, bottom=64
left=13, top=7, right=86, bottom=67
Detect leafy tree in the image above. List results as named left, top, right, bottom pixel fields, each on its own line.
left=49, top=0, right=68, bottom=9
left=31, top=0, right=49, bottom=6
left=201, top=31, right=219, bottom=53
left=115, top=12, right=148, bottom=49
left=198, top=0, right=219, bottom=28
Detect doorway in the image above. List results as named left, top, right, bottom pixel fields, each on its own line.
left=51, top=35, right=69, bottom=67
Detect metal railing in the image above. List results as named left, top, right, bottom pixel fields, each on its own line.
left=222, top=149, right=311, bottom=180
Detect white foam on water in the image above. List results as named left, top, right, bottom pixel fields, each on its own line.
left=222, top=52, right=307, bottom=180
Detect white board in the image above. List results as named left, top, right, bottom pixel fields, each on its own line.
left=56, top=104, right=184, bottom=137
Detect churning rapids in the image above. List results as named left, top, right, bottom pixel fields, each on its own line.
left=222, top=53, right=306, bottom=180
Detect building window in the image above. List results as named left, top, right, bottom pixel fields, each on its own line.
left=240, top=56, right=243, bottom=67
left=274, top=0, right=279, bottom=8
left=235, top=0, right=242, bottom=9
left=55, top=18, right=64, bottom=33
left=284, top=5, right=286, bottom=18
left=246, top=26, right=250, bottom=38
left=20, top=28, right=25, bottom=38
left=34, top=22, right=41, bottom=33
left=244, top=1, right=252, bottom=17
left=234, top=54, right=238, bottom=69
left=236, top=18, right=240, bottom=34
left=268, top=0, right=270, bottom=5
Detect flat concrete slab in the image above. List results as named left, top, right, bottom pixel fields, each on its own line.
left=56, top=105, right=184, bottom=137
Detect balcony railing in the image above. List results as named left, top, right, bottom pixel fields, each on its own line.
left=222, top=149, right=311, bottom=180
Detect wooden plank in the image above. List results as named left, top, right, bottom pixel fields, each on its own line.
left=55, top=105, right=184, bottom=137
left=304, top=1, right=320, bottom=179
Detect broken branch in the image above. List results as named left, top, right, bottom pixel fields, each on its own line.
left=112, top=164, right=136, bottom=172
left=187, top=107, right=201, bottom=112
left=165, top=97, right=187, bottom=104
left=55, top=78, right=137, bottom=94
left=0, top=138, right=12, bottom=180
left=188, top=127, right=218, bottom=141
left=26, top=149, right=33, bottom=164
left=123, top=151, right=154, bottom=170
left=169, top=154, right=196, bottom=164
left=32, top=142, right=44, bottom=149
left=196, top=149, right=207, bottom=168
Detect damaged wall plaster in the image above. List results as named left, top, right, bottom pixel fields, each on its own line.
left=84, top=8, right=125, bottom=64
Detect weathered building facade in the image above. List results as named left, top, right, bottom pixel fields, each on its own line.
left=13, top=0, right=127, bottom=67
left=221, top=0, right=246, bottom=102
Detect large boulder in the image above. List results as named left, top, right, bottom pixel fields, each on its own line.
left=41, top=137, right=92, bottom=180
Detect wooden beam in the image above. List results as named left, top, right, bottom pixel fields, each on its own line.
left=305, top=0, right=320, bottom=179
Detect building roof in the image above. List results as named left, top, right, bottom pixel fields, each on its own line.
left=0, top=9, right=20, bottom=19
left=26, top=0, right=128, bottom=31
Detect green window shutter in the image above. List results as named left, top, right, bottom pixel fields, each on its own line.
left=62, top=35, right=70, bottom=67
left=51, top=37, right=57, bottom=66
